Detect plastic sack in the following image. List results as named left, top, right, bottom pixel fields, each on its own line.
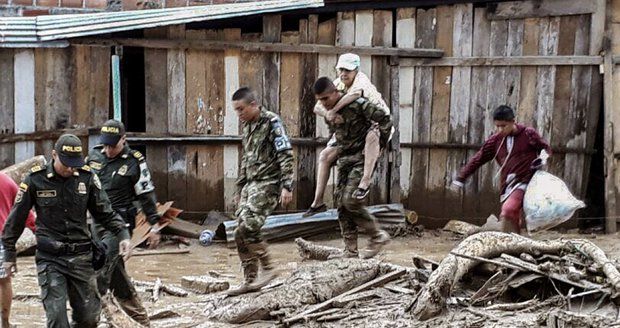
left=523, top=170, right=585, bottom=233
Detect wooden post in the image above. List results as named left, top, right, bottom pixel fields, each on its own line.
left=13, top=50, right=35, bottom=164
left=389, top=56, right=400, bottom=204
left=604, top=51, right=617, bottom=233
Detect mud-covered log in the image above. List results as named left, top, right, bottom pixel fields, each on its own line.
left=412, top=232, right=620, bottom=320
left=412, top=232, right=568, bottom=320
left=295, top=237, right=343, bottom=260
left=1, top=155, right=46, bottom=184
left=538, top=309, right=615, bottom=328
left=208, top=259, right=380, bottom=324
left=16, top=228, right=36, bottom=255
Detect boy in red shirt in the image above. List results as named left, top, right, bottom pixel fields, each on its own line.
left=453, top=105, right=551, bottom=234
left=0, top=172, right=36, bottom=328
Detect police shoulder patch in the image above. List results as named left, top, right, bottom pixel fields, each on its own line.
left=80, top=165, right=91, bottom=172
left=30, top=165, right=43, bottom=173
left=132, top=151, right=145, bottom=161
left=19, top=182, right=28, bottom=192
left=92, top=174, right=102, bottom=189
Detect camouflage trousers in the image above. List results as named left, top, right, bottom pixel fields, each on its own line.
left=234, top=180, right=280, bottom=280
left=36, top=250, right=100, bottom=328
left=335, top=153, right=381, bottom=243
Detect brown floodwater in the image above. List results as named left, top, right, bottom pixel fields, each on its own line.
left=8, top=230, right=619, bottom=327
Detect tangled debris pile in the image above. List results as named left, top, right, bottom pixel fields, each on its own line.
left=196, top=232, right=620, bottom=328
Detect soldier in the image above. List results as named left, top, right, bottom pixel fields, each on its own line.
left=313, top=77, right=391, bottom=259
left=227, top=87, right=294, bottom=296
left=86, top=119, right=162, bottom=326
left=2, top=134, right=131, bottom=328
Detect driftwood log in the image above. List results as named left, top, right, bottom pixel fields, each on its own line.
left=1, top=155, right=47, bottom=184
left=412, top=231, right=620, bottom=320
left=208, top=259, right=380, bottom=324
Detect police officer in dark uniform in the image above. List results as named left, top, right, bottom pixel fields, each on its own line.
left=87, top=120, right=161, bottom=326
left=2, top=134, right=131, bottom=328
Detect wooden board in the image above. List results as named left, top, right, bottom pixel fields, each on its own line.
left=486, top=0, right=596, bottom=20
left=355, top=10, right=373, bottom=78
left=167, top=24, right=187, bottom=210
left=280, top=31, right=302, bottom=210
left=465, top=7, right=491, bottom=216
left=297, top=16, right=319, bottom=210
left=549, top=16, right=578, bottom=177
left=409, top=7, right=436, bottom=214
left=396, top=8, right=415, bottom=200
left=144, top=27, right=170, bottom=202
left=518, top=18, right=541, bottom=126
left=34, top=48, right=72, bottom=156
left=262, top=15, right=281, bottom=113
left=13, top=50, right=36, bottom=164
left=0, top=50, right=15, bottom=168
left=370, top=9, right=391, bottom=205
left=535, top=17, right=560, bottom=142
left=446, top=3, right=473, bottom=216
left=223, top=29, right=241, bottom=212
left=426, top=5, right=453, bottom=217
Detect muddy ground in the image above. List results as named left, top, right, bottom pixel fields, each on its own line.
left=9, top=229, right=620, bottom=327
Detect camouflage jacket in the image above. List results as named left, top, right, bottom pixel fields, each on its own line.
left=326, top=97, right=393, bottom=156
left=87, top=145, right=160, bottom=225
left=236, top=108, right=295, bottom=193
left=2, top=162, right=129, bottom=262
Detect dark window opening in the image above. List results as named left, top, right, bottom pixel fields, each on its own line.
left=580, top=97, right=605, bottom=232
left=120, top=47, right=145, bottom=133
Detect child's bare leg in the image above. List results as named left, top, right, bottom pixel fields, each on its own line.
left=358, top=128, right=381, bottom=191
left=311, top=145, right=340, bottom=208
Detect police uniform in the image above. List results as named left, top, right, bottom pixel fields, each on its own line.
left=229, top=107, right=294, bottom=295
left=326, top=97, right=392, bottom=258
left=2, top=134, right=130, bottom=328
left=86, top=120, right=159, bottom=326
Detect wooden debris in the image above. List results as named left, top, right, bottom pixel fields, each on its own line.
left=295, top=237, right=343, bottom=260
left=471, top=271, right=505, bottom=303
left=131, top=248, right=190, bottom=257
left=133, top=279, right=189, bottom=297
left=149, top=309, right=180, bottom=320
left=412, top=254, right=440, bottom=270
left=299, top=308, right=340, bottom=321
left=153, top=278, right=162, bottom=303
left=164, top=217, right=203, bottom=239
left=283, top=268, right=406, bottom=325
left=483, top=298, right=538, bottom=311
left=443, top=220, right=481, bottom=236
left=13, top=293, right=39, bottom=301
left=384, top=284, right=416, bottom=295
left=181, top=275, right=230, bottom=294
left=538, top=308, right=615, bottom=328
left=332, top=290, right=379, bottom=307
left=131, top=201, right=181, bottom=249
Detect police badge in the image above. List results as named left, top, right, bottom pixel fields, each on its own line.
left=78, top=182, right=87, bottom=194
left=118, top=165, right=128, bottom=176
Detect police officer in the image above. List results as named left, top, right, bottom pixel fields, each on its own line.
left=87, top=119, right=161, bottom=326
left=2, top=134, right=131, bottom=328
left=313, top=77, right=391, bottom=259
left=227, top=87, right=294, bottom=296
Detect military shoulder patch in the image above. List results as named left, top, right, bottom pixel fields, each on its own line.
left=18, top=183, right=28, bottom=192
left=30, top=165, right=43, bottom=173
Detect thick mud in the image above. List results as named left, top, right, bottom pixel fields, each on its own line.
left=8, top=229, right=620, bottom=327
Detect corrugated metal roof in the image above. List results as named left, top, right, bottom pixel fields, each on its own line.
left=0, top=0, right=324, bottom=47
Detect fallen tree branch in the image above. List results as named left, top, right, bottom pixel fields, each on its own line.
left=131, top=248, right=190, bottom=257
left=483, top=298, right=538, bottom=311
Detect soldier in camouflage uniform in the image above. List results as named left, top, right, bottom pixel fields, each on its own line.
left=313, top=77, right=392, bottom=259
left=227, top=87, right=294, bottom=296
left=87, top=120, right=161, bottom=326
left=2, top=134, right=131, bottom=328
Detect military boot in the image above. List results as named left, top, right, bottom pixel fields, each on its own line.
left=247, top=242, right=278, bottom=290
left=327, top=236, right=359, bottom=259
left=226, top=260, right=259, bottom=296
left=361, top=229, right=391, bottom=259
left=118, top=296, right=150, bottom=327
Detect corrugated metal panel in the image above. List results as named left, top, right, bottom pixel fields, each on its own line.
left=0, top=0, right=324, bottom=46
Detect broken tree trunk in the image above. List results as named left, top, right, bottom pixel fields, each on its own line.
left=1, top=155, right=46, bottom=184
left=412, top=232, right=568, bottom=320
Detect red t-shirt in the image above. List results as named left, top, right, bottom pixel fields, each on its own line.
left=0, top=172, right=36, bottom=233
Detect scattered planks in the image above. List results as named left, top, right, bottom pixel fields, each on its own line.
left=130, top=201, right=183, bottom=249
left=133, top=279, right=189, bottom=298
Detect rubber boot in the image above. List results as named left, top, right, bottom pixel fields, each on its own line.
left=226, top=260, right=259, bottom=296
left=362, top=229, right=391, bottom=259
left=118, top=296, right=150, bottom=327
left=247, top=242, right=278, bottom=290
left=328, top=236, right=359, bottom=259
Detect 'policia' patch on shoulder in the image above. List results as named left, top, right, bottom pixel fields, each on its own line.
left=89, top=161, right=102, bottom=170
left=19, top=183, right=28, bottom=192
left=36, top=190, right=57, bottom=198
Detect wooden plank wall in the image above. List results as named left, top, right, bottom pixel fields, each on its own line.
left=0, top=46, right=110, bottom=171
left=399, top=5, right=602, bottom=222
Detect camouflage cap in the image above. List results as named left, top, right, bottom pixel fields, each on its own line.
left=54, top=134, right=85, bottom=168
left=99, top=119, right=126, bottom=146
